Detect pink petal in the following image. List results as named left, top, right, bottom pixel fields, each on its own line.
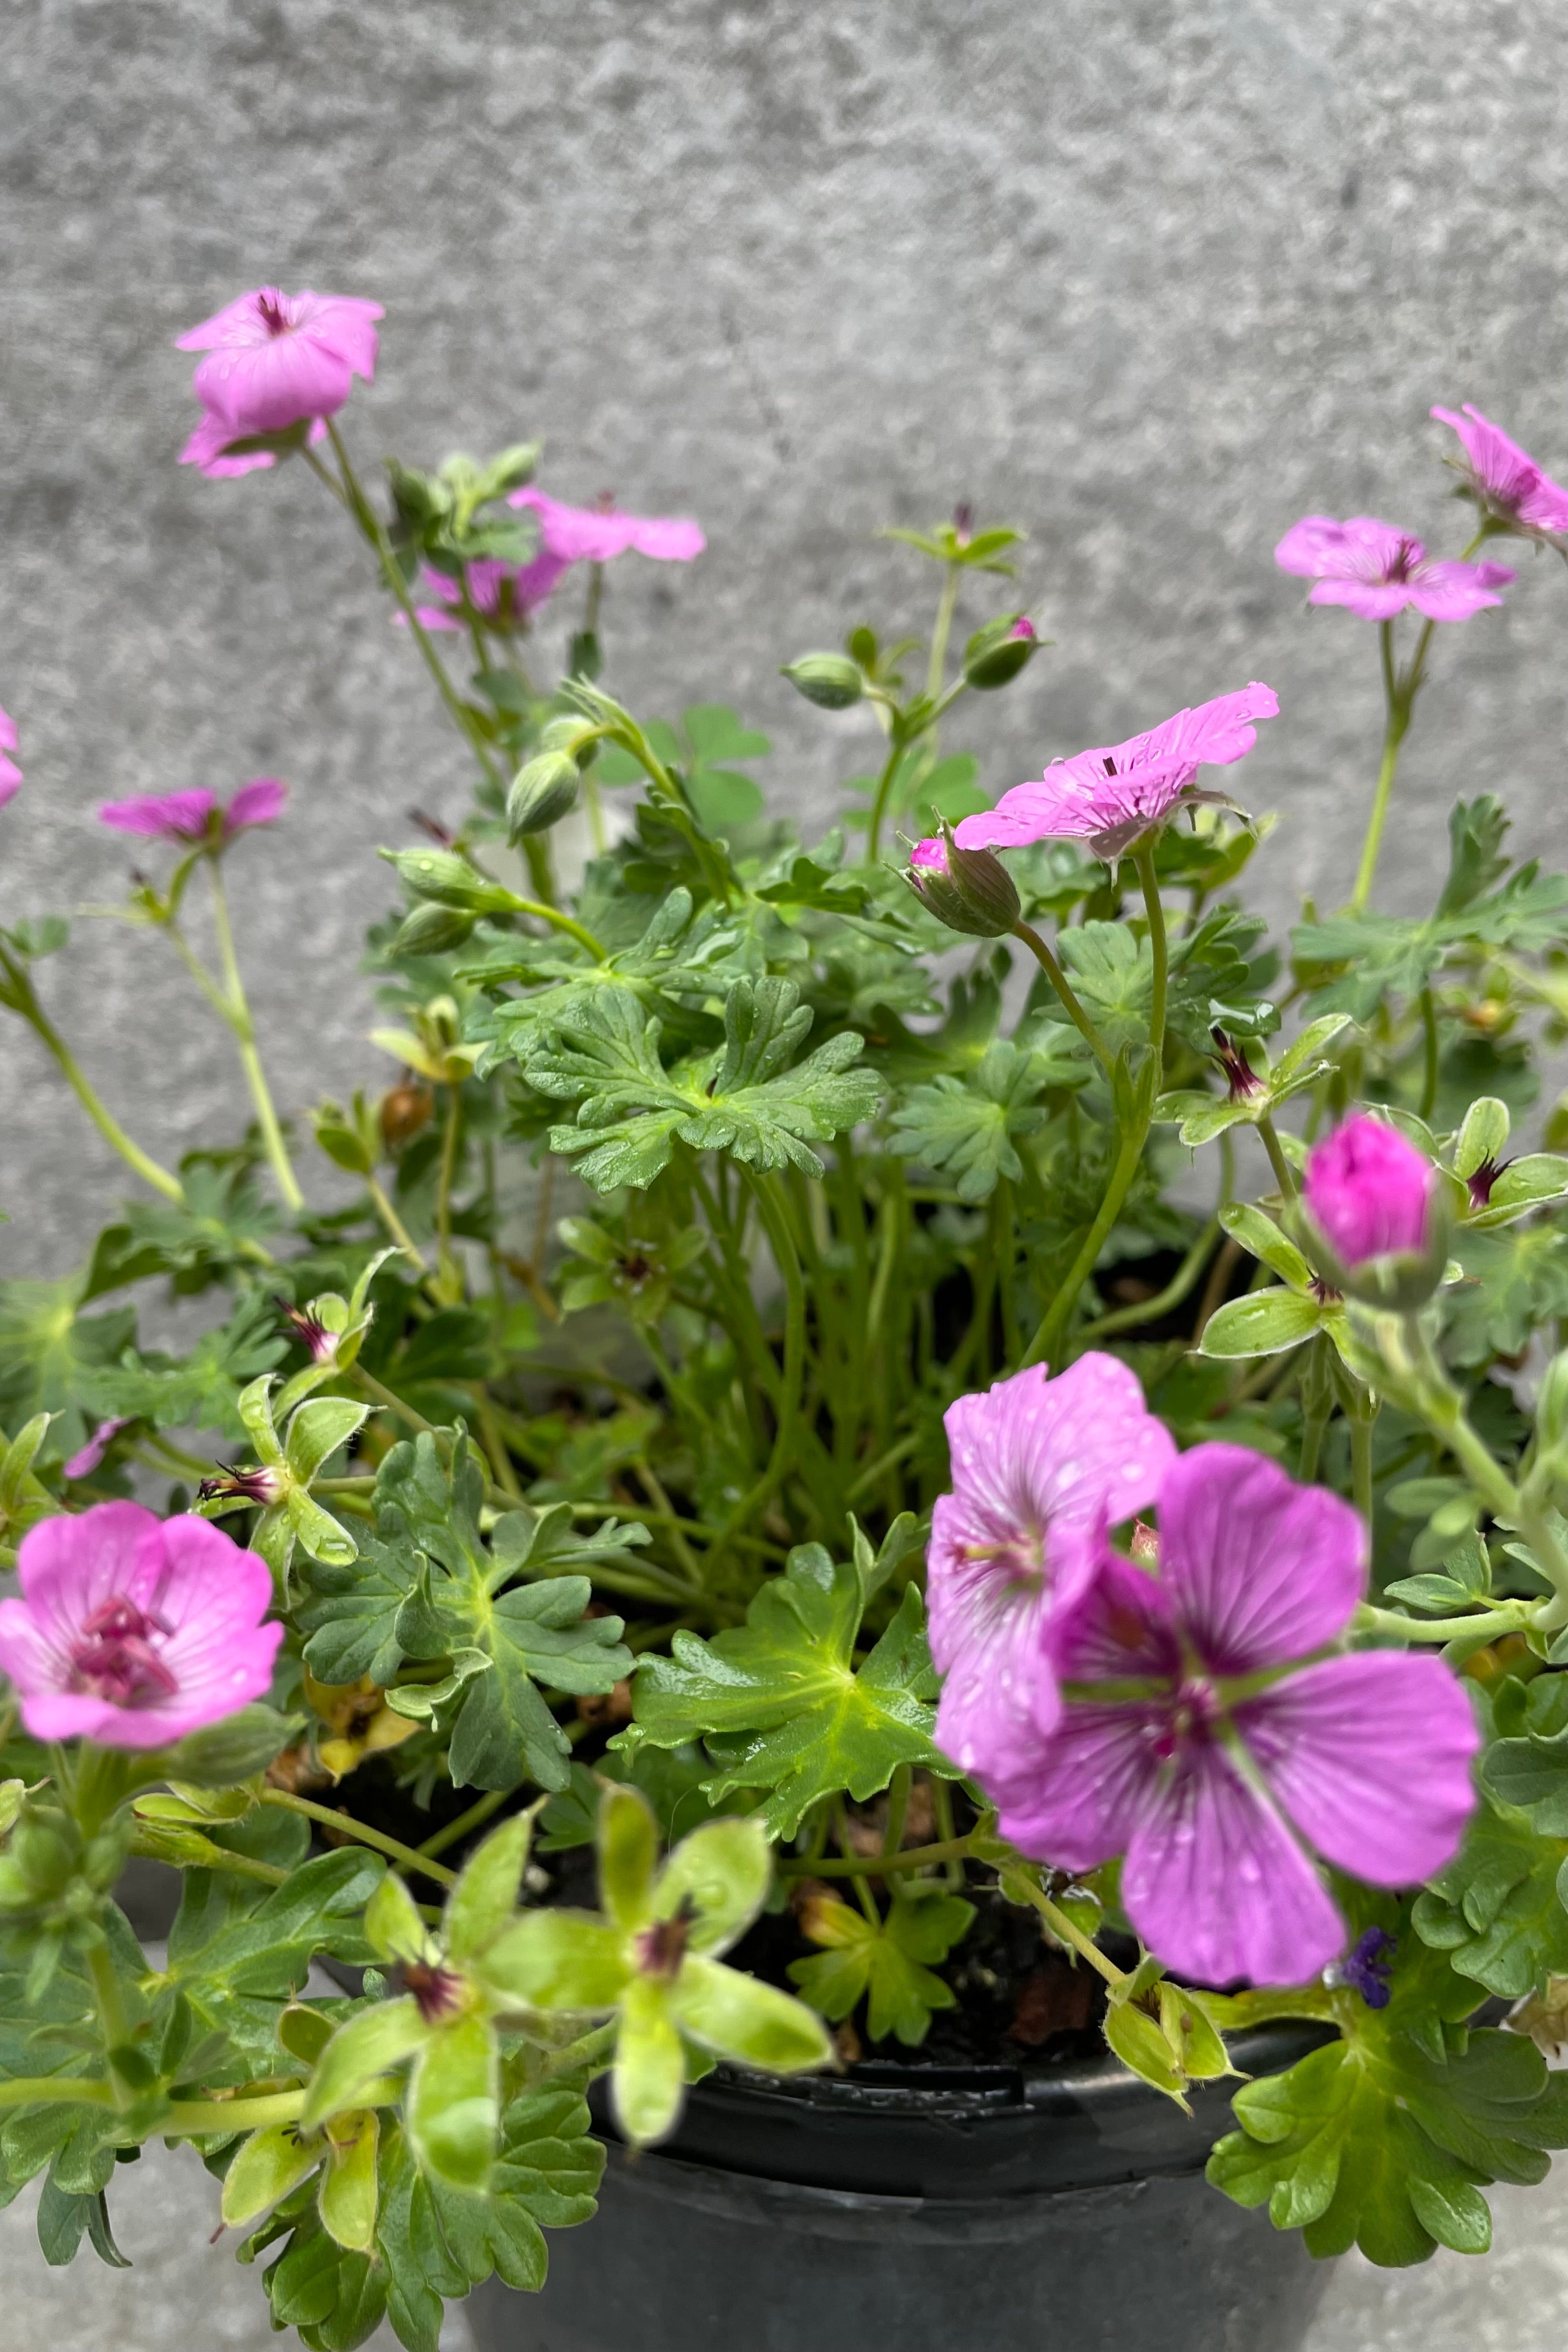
left=932, top=1560, right=1065, bottom=1775
left=992, top=1698, right=1164, bottom=1874
left=509, top=487, right=702, bottom=566
left=1275, top=515, right=1357, bottom=578
left=1157, top=1443, right=1366, bottom=1674
left=625, top=514, right=706, bottom=561
left=1309, top=579, right=1413, bottom=620
left=1050, top=1548, right=1181, bottom=1682
left=64, top=1418, right=135, bottom=1481
left=99, top=789, right=218, bottom=841
left=10, top=1503, right=164, bottom=1660
left=192, top=334, right=353, bottom=433
left=225, top=778, right=288, bottom=833
left=1122, top=1743, right=1347, bottom=1986
left=293, top=292, right=383, bottom=380
left=513, top=549, right=573, bottom=610
left=178, top=409, right=278, bottom=478
left=1405, top=561, right=1512, bottom=621
left=1141, top=682, right=1280, bottom=769
left=1237, top=1653, right=1480, bottom=1886
left=177, top=288, right=285, bottom=351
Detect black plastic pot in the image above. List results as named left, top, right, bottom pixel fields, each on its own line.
left=468, top=2026, right=1335, bottom=2352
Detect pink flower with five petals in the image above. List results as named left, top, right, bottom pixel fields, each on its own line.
left=927, top=1356, right=1177, bottom=1782
left=176, top=288, right=382, bottom=438
left=1432, top=405, right=1568, bottom=537
left=954, top=684, right=1278, bottom=862
left=984, top=1444, right=1479, bottom=1986
left=99, top=779, right=286, bottom=846
left=506, top=485, right=705, bottom=566
left=0, top=1502, right=283, bottom=1749
left=1275, top=515, right=1514, bottom=622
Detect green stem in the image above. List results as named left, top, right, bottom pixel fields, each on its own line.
left=434, top=1084, right=463, bottom=1302
left=0, top=2077, right=114, bottom=2112
left=1135, top=844, right=1168, bottom=1069
left=1010, top=924, right=1113, bottom=1076
left=733, top=1173, right=806, bottom=1529
left=258, top=1789, right=459, bottom=1890
left=1077, top=1219, right=1219, bottom=1343
left=1023, top=1119, right=1146, bottom=1370
left=1350, top=1410, right=1376, bottom=1529
left=418, top=1784, right=514, bottom=1860
left=1419, top=985, right=1440, bottom=1123
left=85, top=1942, right=135, bottom=2109
left=164, top=2089, right=310, bottom=2137
left=1349, top=621, right=1409, bottom=915
left=1357, top=1601, right=1534, bottom=1644
left=209, top=860, right=304, bottom=1212
left=775, top=1833, right=978, bottom=1880
left=321, top=424, right=508, bottom=803
left=501, top=894, right=606, bottom=961
left=5, top=967, right=183, bottom=1201
left=926, top=562, right=961, bottom=703
left=866, top=733, right=906, bottom=864
left=367, top=1175, right=430, bottom=1272
left=129, top=1832, right=287, bottom=1889
left=1010, top=1875, right=1128, bottom=1989
left=1256, top=1113, right=1298, bottom=1200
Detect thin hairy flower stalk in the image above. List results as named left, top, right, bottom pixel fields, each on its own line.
left=356, top=1365, right=443, bottom=1441
left=1419, top=985, right=1441, bottom=1121
left=631, top=1457, right=705, bottom=1586
left=1350, top=1409, right=1376, bottom=1528
left=1010, top=922, right=1114, bottom=1076
left=1075, top=1217, right=1220, bottom=1345
left=1357, top=1601, right=1534, bottom=1644
left=1256, top=1113, right=1298, bottom=1200
left=418, top=1783, right=516, bottom=1860
left=1, top=951, right=183, bottom=1202
left=207, top=859, right=304, bottom=1211
left=732, top=1172, right=807, bottom=1534
left=86, top=1942, right=136, bottom=2108
left=1009, top=1874, right=1128, bottom=1990
left=866, top=732, right=907, bottom=864
left=433, top=1083, right=464, bottom=1303
left=130, top=1830, right=289, bottom=1888
left=996, top=1179, right=1021, bottom=1362
left=880, top=1763, right=913, bottom=1864
left=0, top=2078, right=115, bottom=2112
left=368, top=1171, right=430, bottom=1271
left=1023, top=1118, right=1147, bottom=1370
left=1134, top=844, right=1169, bottom=1066
left=258, top=1787, right=459, bottom=1889
left=473, top=1389, right=523, bottom=1502
left=844, top=1431, right=920, bottom=1506
left=1297, top=1335, right=1333, bottom=1484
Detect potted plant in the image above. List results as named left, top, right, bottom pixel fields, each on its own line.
left=1, top=291, right=1567, bottom=2352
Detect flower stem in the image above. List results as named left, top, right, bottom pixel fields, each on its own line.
left=208, top=860, right=304, bottom=1212
left=434, top=1083, right=463, bottom=1303
left=866, top=734, right=906, bottom=865
left=926, top=562, right=961, bottom=704
left=1134, top=844, right=1168, bottom=1069
left=1076, top=1218, right=1220, bottom=1343
left=1357, top=1601, right=1534, bottom=1644
left=1023, top=1117, right=1146, bottom=1371
left=732, top=1172, right=806, bottom=1530
left=776, top=1832, right=976, bottom=1880
left=418, top=1783, right=514, bottom=1861
left=500, top=892, right=607, bottom=961
left=1418, top=985, right=1440, bottom=1122
left=1350, top=621, right=1410, bottom=914
left=1010, top=923, right=1114, bottom=1077
left=1256, top=1113, right=1298, bottom=1200
left=258, top=1788, right=458, bottom=1890
left=366, top=1174, right=430, bottom=1271
left=1009, top=1874, right=1128, bottom=1990
left=85, top=1941, right=135, bottom=2109
left=0, top=951, right=184, bottom=1201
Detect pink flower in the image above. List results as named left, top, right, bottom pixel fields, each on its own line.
left=0, top=703, right=20, bottom=810
left=1432, top=405, right=1568, bottom=537
left=63, top=1418, right=136, bottom=1482
left=953, top=684, right=1278, bottom=862
left=177, top=288, right=382, bottom=437
left=99, top=778, right=287, bottom=846
left=1275, top=516, right=1514, bottom=622
left=506, top=485, right=705, bottom=565
left=1303, top=1114, right=1437, bottom=1268
left=928, top=1356, right=1177, bottom=1781
left=404, top=551, right=573, bottom=634
left=0, top=1502, right=283, bottom=1749
left=179, top=408, right=327, bottom=480
left=986, top=1446, right=1479, bottom=1986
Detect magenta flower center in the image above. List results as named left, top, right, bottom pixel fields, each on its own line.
left=964, top=1528, right=1046, bottom=1591
left=69, top=1595, right=178, bottom=1707
left=256, top=294, right=293, bottom=339
left=1149, top=1674, right=1220, bottom=1763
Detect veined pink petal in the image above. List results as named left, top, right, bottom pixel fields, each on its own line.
left=931, top=1561, right=1066, bottom=1773
left=509, top=485, right=704, bottom=565
left=1276, top=510, right=1510, bottom=624
left=178, top=290, right=382, bottom=436
left=1303, top=1113, right=1436, bottom=1265
left=1404, top=561, right=1514, bottom=621
left=225, top=778, right=288, bottom=834
left=1237, top=1652, right=1479, bottom=1886
left=1432, top=404, right=1568, bottom=535
left=1156, top=1443, right=1366, bottom=1674
left=99, top=788, right=217, bottom=841
left=6, top=1503, right=163, bottom=1663
left=1049, top=1547, right=1182, bottom=1682
left=1121, top=1742, right=1347, bottom=1986
left=992, top=1699, right=1163, bottom=1874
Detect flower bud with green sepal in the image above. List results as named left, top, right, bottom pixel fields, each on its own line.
left=369, top=994, right=484, bottom=1089
left=780, top=653, right=864, bottom=710
left=272, top=1248, right=401, bottom=1415
left=392, top=900, right=477, bottom=957
left=904, top=817, right=1020, bottom=939
left=381, top=847, right=520, bottom=918
left=1298, top=1112, right=1451, bottom=1312
left=508, top=751, right=580, bottom=839
left=1444, top=1094, right=1568, bottom=1230
left=1154, top=1013, right=1353, bottom=1148
left=196, top=1371, right=367, bottom=1580
left=960, top=613, right=1041, bottom=691
left=474, top=1784, right=831, bottom=2148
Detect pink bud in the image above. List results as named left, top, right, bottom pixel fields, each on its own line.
left=1302, top=1114, right=1436, bottom=1266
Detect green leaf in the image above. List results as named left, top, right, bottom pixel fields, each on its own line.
left=1444, top=1225, right=1568, bottom=1365
left=1219, top=1202, right=1315, bottom=1289
left=166, top=1847, right=386, bottom=2002
left=674, top=1951, right=836, bottom=2066
left=363, top=1874, right=429, bottom=1968
left=620, top=1544, right=952, bottom=1839
left=318, top=2112, right=380, bottom=2252
left=653, top=1817, right=773, bottom=1957
left=302, top=1999, right=432, bottom=2130
left=222, top=2124, right=323, bottom=2228
left=611, top=1975, right=686, bottom=2146
left=1199, top=1288, right=1325, bottom=1359
left=1412, top=1804, right=1568, bottom=1999
left=407, top=2012, right=498, bottom=2191
left=477, top=1910, right=632, bottom=2012
left=443, top=1813, right=536, bottom=1964
left=888, top=1041, right=1068, bottom=1202
left=598, top=1785, right=659, bottom=1932
left=788, top=1887, right=974, bottom=2046
left=285, top=1397, right=370, bottom=1485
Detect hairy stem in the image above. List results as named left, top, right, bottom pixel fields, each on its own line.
left=1011, top=923, right=1114, bottom=1076
left=209, top=860, right=304, bottom=1211
left=258, top=1788, right=459, bottom=1890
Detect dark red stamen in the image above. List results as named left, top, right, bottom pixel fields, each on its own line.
left=1211, top=1027, right=1265, bottom=1102
left=634, top=1903, right=695, bottom=1980
left=1466, top=1156, right=1509, bottom=1211
left=70, top=1597, right=178, bottom=1706
left=255, top=293, right=291, bottom=338
left=403, top=1960, right=466, bottom=2024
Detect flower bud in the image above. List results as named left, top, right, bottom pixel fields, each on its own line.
left=508, top=750, right=580, bottom=838
left=393, top=901, right=475, bottom=956
left=1301, top=1113, right=1446, bottom=1307
left=782, top=653, right=864, bottom=710
left=385, top=846, right=513, bottom=914
left=962, top=614, right=1040, bottom=692
left=904, top=819, right=1020, bottom=939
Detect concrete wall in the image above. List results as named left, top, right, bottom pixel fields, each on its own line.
left=4, top=0, right=1567, bottom=1272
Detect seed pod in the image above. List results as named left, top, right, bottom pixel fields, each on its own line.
left=905, top=818, right=1020, bottom=938
left=380, top=1079, right=434, bottom=1149
left=962, top=614, right=1040, bottom=691
left=508, top=751, right=580, bottom=838
left=393, top=901, right=475, bottom=956
left=781, top=653, right=864, bottom=710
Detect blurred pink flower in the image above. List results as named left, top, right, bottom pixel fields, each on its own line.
left=927, top=1356, right=1176, bottom=1781
left=179, top=408, right=327, bottom=480
left=1303, top=1113, right=1437, bottom=1268
left=986, top=1445, right=1479, bottom=1986
left=99, top=778, right=287, bottom=846
left=405, top=551, right=574, bottom=634
left=954, top=684, right=1278, bottom=862
left=177, top=288, right=383, bottom=437
left=507, top=485, right=705, bottom=565
left=64, top=1418, right=136, bottom=1482
left=1432, top=405, right=1568, bottom=537
left=0, top=1502, right=282, bottom=1748
left=1275, top=515, right=1513, bottom=622
left=0, top=704, right=20, bottom=810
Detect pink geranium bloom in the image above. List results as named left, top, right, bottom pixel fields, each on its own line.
left=177, top=288, right=382, bottom=438
left=0, top=1502, right=283, bottom=1748
left=927, top=1356, right=1177, bottom=1780
left=179, top=407, right=328, bottom=480
left=507, top=485, right=705, bottom=565
left=986, top=1444, right=1479, bottom=1986
left=1303, top=1113, right=1437, bottom=1267
left=63, top=1418, right=136, bottom=1482
left=0, top=703, right=19, bottom=810
left=953, top=684, right=1278, bottom=862
left=99, top=778, right=287, bottom=846
left=1432, top=405, right=1568, bottom=537
left=405, top=550, right=574, bottom=634
left=1275, top=516, right=1514, bottom=622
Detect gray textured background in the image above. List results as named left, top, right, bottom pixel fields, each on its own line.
left=4, top=0, right=1567, bottom=1278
